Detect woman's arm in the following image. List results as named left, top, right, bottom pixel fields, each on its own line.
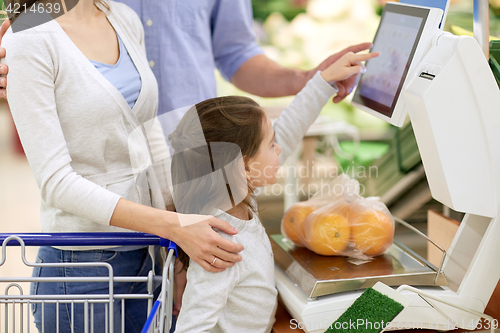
left=3, top=29, right=243, bottom=272
left=110, top=199, right=242, bottom=272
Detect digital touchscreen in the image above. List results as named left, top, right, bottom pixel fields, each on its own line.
left=353, top=5, right=429, bottom=118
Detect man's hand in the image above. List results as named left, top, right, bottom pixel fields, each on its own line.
left=0, top=19, right=11, bottom=98
left=306, top=42, right=373, bottom=103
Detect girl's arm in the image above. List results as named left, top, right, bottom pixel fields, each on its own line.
left=274, top=51, right=379, bottom=165
left=273, top=71, right=338, bottom=166
left=3, top=29, right=243, bottom=273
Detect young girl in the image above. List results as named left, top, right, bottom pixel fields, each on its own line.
left=169, top=51, right=379, bottom=332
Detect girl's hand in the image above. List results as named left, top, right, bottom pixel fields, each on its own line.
left=171, top=216, right=244, bottom=273
left=320, top=51, right=380, bottom=96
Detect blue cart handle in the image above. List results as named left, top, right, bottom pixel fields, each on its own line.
left=0, top=233, right=174, bottom=248
left=168, top=240, right=178, bottom=258
left=159, top=237, right=178, bottom=257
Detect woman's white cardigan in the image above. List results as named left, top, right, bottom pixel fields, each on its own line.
left=3, top=2, right=162, bottom=239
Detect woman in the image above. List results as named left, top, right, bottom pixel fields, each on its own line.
left=2, top=0, right=243, bottom=331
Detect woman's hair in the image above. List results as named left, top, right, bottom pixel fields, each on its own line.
left=169, top=96, right=266, bottom=216
left=5, top=0, right=110, bottom=22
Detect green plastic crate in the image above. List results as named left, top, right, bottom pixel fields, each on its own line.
left=339, top=124, right=422, bottom=198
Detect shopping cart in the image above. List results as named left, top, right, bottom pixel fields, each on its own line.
left=0, top=233, right=177, bottom=333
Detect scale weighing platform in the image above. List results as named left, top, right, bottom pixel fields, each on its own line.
left=274, top=1, right=500, bottom=332
left=271, top=232, right=447, bottom=300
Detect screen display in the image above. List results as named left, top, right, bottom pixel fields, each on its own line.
left=353, top=5, right=429, bottom=118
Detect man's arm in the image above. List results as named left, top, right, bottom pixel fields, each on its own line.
left=211, top=0, right=372, bottom=103
left=230, top=54, right=307, bottom=98
left=231, top=42, right=373, bottom=103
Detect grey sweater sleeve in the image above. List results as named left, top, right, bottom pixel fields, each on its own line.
left=3, top=30, right=121, bottom=226
left=274, top=71, right=338, bottom=166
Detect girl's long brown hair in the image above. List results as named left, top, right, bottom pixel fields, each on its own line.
left=169, top=96, right=267, bottom=269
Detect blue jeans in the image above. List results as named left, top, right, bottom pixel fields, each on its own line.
left=31, top=246, right=161, bottom=333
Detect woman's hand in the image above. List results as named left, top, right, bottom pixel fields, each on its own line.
left=170, top=215, right=244, bottom=273
left=320, top=51, right=380, bottom=98
left=109, top=199, right=244, bottom=273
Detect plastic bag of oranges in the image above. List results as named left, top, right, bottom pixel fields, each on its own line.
left=281, top=174, right=352, bottom=246
left=281, top=174, right=394, bottom=258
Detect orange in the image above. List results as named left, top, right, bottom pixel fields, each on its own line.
left=303, top=211, right=351, bottom=256
left=336, top=203, right=352, bottom=220
left=281, top=203, right=316, bottom=247
left=350, top=210, right=394, bottom=256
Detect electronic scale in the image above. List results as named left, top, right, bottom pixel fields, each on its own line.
left=273, top=1, right=500, bottom=331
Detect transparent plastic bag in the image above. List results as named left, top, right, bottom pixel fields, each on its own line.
left=280, top=174, right=395, bottom=258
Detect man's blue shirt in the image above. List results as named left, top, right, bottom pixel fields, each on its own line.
left=116, top=0, right=263, bottom=115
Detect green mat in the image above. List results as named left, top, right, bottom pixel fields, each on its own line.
left=325, top=287, right=404, bottom=333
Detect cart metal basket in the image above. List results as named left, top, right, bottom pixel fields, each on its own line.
left=0, top=233, right=177, bottom=333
